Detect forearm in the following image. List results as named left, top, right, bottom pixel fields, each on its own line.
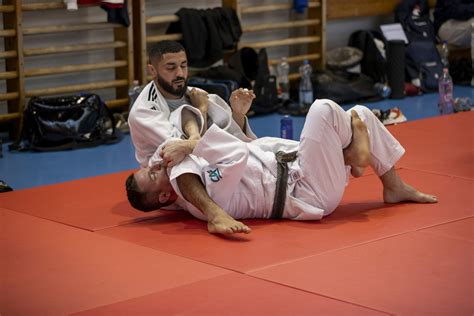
left=182, top=108, right=201, bottom=141
left=232, top=112, right=247, bottom=134
left=176, top=173, right=228, bottom=221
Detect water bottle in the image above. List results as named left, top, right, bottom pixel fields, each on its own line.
left=299, top=60, right=313, bottom=108
left=438, top=68, right=454, bottom=115
left=280, top=115, right=293, bottom=140
left=128, top=80, right=141, bottom=110
left=276, top=57, right=290, bottom=101
left=374, top=82, right=391, bottom=99
left=440, top=41, right=449, bottom=68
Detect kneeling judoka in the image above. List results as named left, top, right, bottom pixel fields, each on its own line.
left=126, top=99, right=437, bottom=234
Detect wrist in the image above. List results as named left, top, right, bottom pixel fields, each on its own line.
left=232, top=112, right=246, bottom=119
left=188, top=135, right=200, bottom=141
left=187, top=139, right=198, bottom=152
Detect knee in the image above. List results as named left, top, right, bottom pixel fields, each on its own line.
left=350, top=105, right=374, bottom=122
left=307, top=99, right=341, bottom=121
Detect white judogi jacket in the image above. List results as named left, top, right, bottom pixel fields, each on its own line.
left=166, top=124, right=326, bottom=221
left=129, top=81, right=257, bottom=167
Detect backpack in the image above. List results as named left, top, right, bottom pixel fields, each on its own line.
left=395, top=0, right=442, bottom=91
left=348, top=30, right=387, bottom=83
left=312, top=69, right=381, bottom=104
left=188, top=77, right=239, bottom=102
left=228, top=47, right=259, bottom=88
left=250, top=48, right=280, bottom=115
left=10, top=94, right=121, bottom=152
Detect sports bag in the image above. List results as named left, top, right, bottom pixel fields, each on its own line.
left=251, top=48, right=280, bottom=115
left=312, top=69, right=381, bottom=104
left=188, top=77, right=239, bottom=102
left=395, top=0, right=442, bottom=91
left=348, top=30, right=387, bottom=83
left=10, top=93, right=121, bottom=151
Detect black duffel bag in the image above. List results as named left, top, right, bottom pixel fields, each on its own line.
left=10, top=93, right=121, bottom=151
left=312, top=69, right=381, bottom=104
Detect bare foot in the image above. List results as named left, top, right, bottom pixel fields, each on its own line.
left=383, top=182, right=438, bottom=204
left=351, top=166, right=365, bottom=178
left=344, top=110, right=371, bottom=170
left=207, top=213, right=251, bottom=234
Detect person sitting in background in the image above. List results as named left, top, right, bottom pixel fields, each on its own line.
left=433, top=0, right=474, bottom=49
left=433, top=0, right=474, bottom=85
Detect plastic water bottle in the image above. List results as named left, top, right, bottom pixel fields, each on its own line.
left=438, top=68, right=454, bottom=115
left=374, top=82, right=391, bottom=99
left=128, top=80, right=141, bottom=110
left=280, top=115, right=293, bottom=140
left=440, top=41, right=449, bottom=68
left=277, top=57, right=290, bottom=101
left=298, top=60, right=313, bottom=108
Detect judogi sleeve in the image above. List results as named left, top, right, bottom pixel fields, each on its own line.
left=168, top=124, right=249, bottom=218
left=169, top=105, right=205, bottom=137
left=209, top=94, right=257, bottom=141
left=149, top=103, right=206, bottom=167
left=192, top=124, right=249, bottom=208
left=128, top=100, right=183, bottom=167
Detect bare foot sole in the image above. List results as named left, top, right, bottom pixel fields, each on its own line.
left=208, top=214, right=251, bottom=234
left=383, top=182, right=438, bottom=204
left=344, top=110, right=371, bottom=168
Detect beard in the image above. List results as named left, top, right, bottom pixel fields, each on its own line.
left=156, top=74, right=188, bottom=98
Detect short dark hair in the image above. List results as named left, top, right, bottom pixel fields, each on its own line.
left=125, top=173, right=161, bottom=212
left=148, top=40, right=185, bottom=64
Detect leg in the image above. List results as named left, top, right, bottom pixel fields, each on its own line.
left=438, top=18, right=473, bottom=48
left=381, top=167, right=437, bottom=203
left=343, top=110, right=371, bottom=176
left=348, top=105, right=405, bottom=176
left=348, top=105, right=437, bottom=204
left=296, top=99, right=354, bottom=215
left=297, top=100, right=436, bottom=215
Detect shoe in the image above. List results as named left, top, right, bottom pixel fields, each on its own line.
left=378, top=107, right=407, bottom=125
left=0, top=180, right=13, bottom=192
left=114, top=112, right=130, bottom=134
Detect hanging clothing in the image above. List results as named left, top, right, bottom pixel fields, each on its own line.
left=64, top=0, right=129, bottom=27
left=166, top=7, right=242, bottom=67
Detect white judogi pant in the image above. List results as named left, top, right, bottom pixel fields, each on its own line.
left=293, top=99, right=405, bottom=216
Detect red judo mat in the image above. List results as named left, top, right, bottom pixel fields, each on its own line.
left=1, top=112, right=473, bottom=315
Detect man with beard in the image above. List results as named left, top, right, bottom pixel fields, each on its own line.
left=128, top=40, right=258, bottom=168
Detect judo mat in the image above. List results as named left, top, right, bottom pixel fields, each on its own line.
left=1, top=111, right=473, bottom=315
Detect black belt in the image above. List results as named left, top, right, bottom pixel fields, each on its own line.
left=270, top=151, right=298, bottom=219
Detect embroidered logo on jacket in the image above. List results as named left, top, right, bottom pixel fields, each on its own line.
left=207, top=168, right=222, bottom=182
